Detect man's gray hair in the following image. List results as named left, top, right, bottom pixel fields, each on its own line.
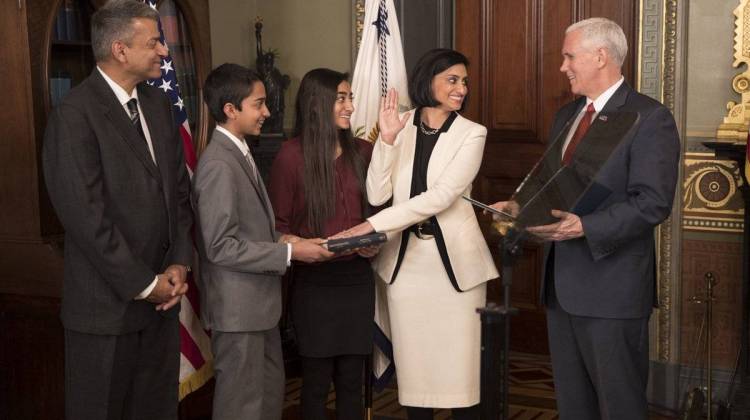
left=91, top=0, right=159, bottom=62
left=566, top=17, right=628, bottom=67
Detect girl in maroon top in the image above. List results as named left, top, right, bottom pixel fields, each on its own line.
left=269, top=68, right=376, bottom=420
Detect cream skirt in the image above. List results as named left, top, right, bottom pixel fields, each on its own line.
left=386, top=233, right=487, bottom=408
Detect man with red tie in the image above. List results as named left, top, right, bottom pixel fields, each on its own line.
left=492, top=17, right=679, bottom=420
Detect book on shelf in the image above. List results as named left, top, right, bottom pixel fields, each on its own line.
left=54, top=4, right=67, bottom=41
left=50, top=71, right=72, bottom=107
left=52, top=0, right=83, bottom=41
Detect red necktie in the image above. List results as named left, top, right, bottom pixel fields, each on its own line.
left=562, top=103, right=595, bottom=165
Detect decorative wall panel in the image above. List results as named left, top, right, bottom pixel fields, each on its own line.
left=683, top=152, right=745, bottom=233
left=680, top=239, right=742, bottom=369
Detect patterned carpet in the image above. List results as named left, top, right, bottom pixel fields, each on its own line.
left=283, top=353, right=560, bottom=419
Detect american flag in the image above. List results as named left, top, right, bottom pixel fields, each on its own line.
left=144, top=0, right=213, bottom=400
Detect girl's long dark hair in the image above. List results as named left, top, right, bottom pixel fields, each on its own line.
left=294, top=68, right=368, bottom=237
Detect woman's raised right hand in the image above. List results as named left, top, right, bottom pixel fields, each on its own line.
left=378, top=88, right=409, bottom=145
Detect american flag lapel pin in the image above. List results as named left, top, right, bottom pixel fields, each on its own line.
left=598, top=115, right=608, bottom=122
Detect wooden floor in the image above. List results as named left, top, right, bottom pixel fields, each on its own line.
left=281, top=353, right=678, bottom=420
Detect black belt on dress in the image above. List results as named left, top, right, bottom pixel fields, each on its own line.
left=409, top=220, right=436, bottom=240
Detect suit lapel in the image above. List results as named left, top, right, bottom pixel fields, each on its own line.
left=394, top=112, right=417, bottom=202
left=139, top=86, right=176, bottom=235
left=599, top=82, right=631, bottom=114
left=139, top=85, right=170, bottom=171
left=249, top=159, right=275, bottom=230
left=213, top=131, right=275, bottom=227
left=426, top=114, right=466, bottom=185
left=90, top=71, right=162, bottom=183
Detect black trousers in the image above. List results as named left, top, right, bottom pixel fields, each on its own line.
left=64, top=316, right=180, bottom=420
left=300, top=355, right=365, bottom=420
left=405, top=405, right=479, bottom=420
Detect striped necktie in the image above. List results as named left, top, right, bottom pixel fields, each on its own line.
left=244, top=151, right=260, bottom=184
left=126, top=98, right=147, bottom=142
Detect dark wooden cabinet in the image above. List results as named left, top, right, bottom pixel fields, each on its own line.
left=456, top=0, right=638, bottom=354
left=0, top=1, right=211, bottom=419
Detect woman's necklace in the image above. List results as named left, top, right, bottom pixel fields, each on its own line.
left=419, top=120, right=440, bottom=136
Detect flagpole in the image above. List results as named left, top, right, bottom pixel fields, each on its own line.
left=352, top=2, right=410, bottom=415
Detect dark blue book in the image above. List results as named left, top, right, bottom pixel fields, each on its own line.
left=54, top=6, right=67, bottom=40
left=50, top=71, right=71, bottom=107
left=325, top=233, right=387, bottom=253
left=64, top=0, right=80, bottom=41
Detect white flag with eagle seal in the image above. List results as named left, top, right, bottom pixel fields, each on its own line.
left=351, top=0, right=411, bottom=143
left=351, top=0, right=410, bottom=390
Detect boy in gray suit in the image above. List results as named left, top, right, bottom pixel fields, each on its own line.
left=193, top=63, right=333, bottom=420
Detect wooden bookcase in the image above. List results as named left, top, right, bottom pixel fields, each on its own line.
left=0, top=1, right=211, bottom=419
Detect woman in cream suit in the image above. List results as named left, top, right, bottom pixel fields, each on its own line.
left=344, top=49, right=498, bottom=419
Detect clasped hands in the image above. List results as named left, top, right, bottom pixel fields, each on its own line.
left=487, top=201, right=584, bottom=242
left=146, top=264, right=189, bottom=311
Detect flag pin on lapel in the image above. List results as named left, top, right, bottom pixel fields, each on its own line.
left=598, top=115, right=608, bottom=122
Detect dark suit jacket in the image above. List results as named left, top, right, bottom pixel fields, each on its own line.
left=541, top=82, right=680, bottom=319
left=43, top=70, right=193, bottom=335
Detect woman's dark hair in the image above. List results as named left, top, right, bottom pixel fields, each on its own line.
left=294, top=68, right=368, bottom=237
left=408, top=48, right=470, bottom=110
left=204, top=63, right=262, bottom=124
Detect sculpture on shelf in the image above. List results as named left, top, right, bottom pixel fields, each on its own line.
left=717, top=0, right=750, bottom=142
left=255, top=17, right=290, bottom=135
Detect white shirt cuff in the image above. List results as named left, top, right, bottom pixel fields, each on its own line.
left=135, top=276, right=159, bottom=300
left=286, top=243, right=292, bottom=267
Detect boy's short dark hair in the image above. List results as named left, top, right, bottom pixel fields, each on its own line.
left=408, top=49, right=470, bottom=110
left=203, top=63, right=263, bottom=124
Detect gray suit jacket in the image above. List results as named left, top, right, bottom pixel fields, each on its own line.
left=42, top=70, right=193, bottom=335
left=541, top=82, right=680, bottom=319
left=193, top=129, right=288, bottom=332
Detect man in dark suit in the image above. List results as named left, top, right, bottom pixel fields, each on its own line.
left=42, top=1, right=192, bottom=419
left=493, top=17, right=680, bottom=420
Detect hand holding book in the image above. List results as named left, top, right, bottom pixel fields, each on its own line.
left=324, top=233, right=387, bottom=253
left=327, top=221, right=384, bottom=255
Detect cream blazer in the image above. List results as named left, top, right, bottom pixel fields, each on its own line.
left=366, top=110, right=499, bottom=291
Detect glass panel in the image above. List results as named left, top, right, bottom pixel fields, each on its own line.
left=158, top=0, right=198, bottom=131
left=506, top=111, right=640, bottom=229
left=49, top=0, right=95, bottom=107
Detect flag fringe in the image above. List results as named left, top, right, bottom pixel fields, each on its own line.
left=178, top=359, right=214, bottom=401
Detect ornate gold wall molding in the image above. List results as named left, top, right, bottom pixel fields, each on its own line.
left=716, top=0, right=750, bottom=142
left=683, top=153, right=745, bottom=232
left=640, top=0, right=677, bottom=362
left=638, top=0, right=663, bottom=98
left=353, top=0, right=366, bottom=58
left=652, top=0, right=679, bottom=364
